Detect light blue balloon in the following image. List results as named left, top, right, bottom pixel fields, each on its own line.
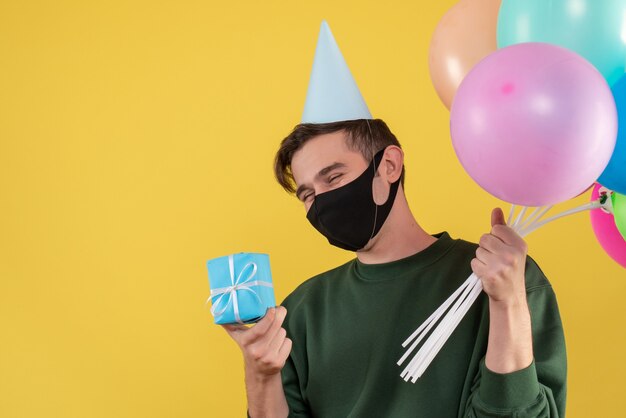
left=498, top=0, right=626, bottom=86
left=599, top=74, right=626, bottom=194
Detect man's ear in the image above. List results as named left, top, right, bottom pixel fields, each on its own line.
left=380, top=146, right=404, bottom=182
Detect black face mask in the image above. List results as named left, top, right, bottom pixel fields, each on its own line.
left=306, top=149, right=402, bottom=251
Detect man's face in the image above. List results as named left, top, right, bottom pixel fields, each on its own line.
left=290, top=131, right=369, bottom=213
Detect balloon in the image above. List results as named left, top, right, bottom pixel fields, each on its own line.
left=575, top=182, right=595, bottom=198
left=450, top=42, right=617, bottom=206
left=497, top=0, right=626, bottom=86
left=613, top=191, right=626, bottom=240
left=598, top=74, right=626, bottom=194
left=429, top=0, right=501, bottom=109
left=590, top=184, right=626, bottom=268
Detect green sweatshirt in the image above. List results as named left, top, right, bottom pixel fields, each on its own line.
left=279, top=231, right=567, bottom=417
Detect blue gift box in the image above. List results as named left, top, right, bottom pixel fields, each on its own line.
left=206, top=252, right=276, bottom=325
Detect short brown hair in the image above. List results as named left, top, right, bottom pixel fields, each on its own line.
left=274, top=119, right=405, bottom=194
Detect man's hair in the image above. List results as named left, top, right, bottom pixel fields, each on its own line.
left=274, top=118, right=405, bottom=194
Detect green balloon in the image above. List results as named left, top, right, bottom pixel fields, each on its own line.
left=613, top=192, right=626, bottom=241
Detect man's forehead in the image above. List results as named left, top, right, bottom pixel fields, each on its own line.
left=295, top=131, right=350, bottom=156
left=291, top=132, right=364, bottom=184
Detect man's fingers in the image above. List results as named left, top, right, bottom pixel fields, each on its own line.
left=239, top=306, right=288, bottom=347
left=491, top=224, right=528, bottom=253
left=278, top=338, right=293, bottom=363
left=220, top=324, right=250, bottom=346
left=475, top=247, right=496, bottom=265
left=267, top=326, right=288, bottom=355
left=489, top=212, right=527, bottom=249
left=220, top=306, right=292, bottom=377
left=479, top=233, right=505, bottom=254
left=222, top=324, right=248, bottom=333
left=483, top=206, right=524, bottom=248
left=491, top=207, right=506, bottom=227
left=471, top=257, right=486, bottom=279
left=265, top=306, right=288, bottom=344
left=241, top=307, right=276, bottom=342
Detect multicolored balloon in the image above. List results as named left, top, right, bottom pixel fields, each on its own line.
left=450, top=42, right=617, bottom=206
left=590, top=184, right=626, bottom=268
left=429, top=0, right=501, bottom=109
left=497, top=0, right=626, bottom=86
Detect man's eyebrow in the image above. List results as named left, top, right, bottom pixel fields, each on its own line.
left=317, top=162, right=346, bottom=178
left=295, top=162, right=347, bottom=199
left=295, top=184, right=309, bottom=200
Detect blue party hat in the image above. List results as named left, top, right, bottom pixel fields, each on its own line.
left=301, top=21, right=372, bottom=123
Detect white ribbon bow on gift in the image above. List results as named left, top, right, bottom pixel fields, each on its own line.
left=206, top=255, right=273, bottom=324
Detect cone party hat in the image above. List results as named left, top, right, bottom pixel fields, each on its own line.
left=301, top=20, right=372, bottom=123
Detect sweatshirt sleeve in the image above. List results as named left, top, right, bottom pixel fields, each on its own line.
left=281, top=352, right=310, bottom=417
left=463, top=258, right=567, bottom=417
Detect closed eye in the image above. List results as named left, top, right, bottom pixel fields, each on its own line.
left=301, top=192, right=315, bottom=203
left=328, top=174, right=343, bottom=184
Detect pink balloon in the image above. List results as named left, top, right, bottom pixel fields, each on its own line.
left=450, top=42, right=617, bottom=206
left=590, top=184, right=626, bottom=268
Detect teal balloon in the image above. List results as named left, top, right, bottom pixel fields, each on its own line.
left=498, top=0, right=626, bottom=86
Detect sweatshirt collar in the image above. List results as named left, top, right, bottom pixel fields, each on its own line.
left=353, top=231, right=458, bottom=281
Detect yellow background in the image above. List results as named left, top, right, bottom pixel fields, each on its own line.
left=1, top=1, right=625, bottom=417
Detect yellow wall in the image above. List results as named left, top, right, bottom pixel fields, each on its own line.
left=1, top=1, right=624, bottom=417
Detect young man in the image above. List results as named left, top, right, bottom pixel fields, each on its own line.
left=223, top=22, right=566, bottom=417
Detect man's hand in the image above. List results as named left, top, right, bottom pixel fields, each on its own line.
left=222, top=306, right=292, bottom=379
left=471, top=207, right=529, bottom=306
left=472, top=208, right=534, bottom=374
left=222, top=307, right=291, bottom=418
